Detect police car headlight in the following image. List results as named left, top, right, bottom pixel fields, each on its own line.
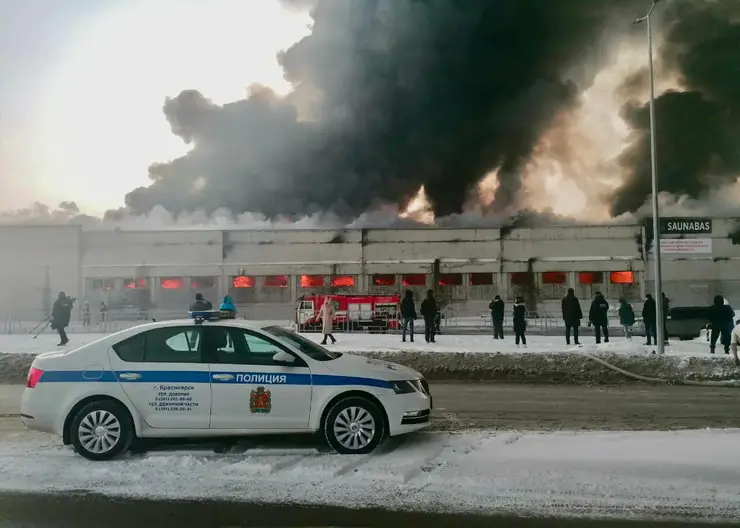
left=391, top=381, right=417, bottom=394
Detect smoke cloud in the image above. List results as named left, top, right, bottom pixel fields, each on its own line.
left=611, top=0, right=740, bottom=216
left=122, top=0, right=654, bottom=221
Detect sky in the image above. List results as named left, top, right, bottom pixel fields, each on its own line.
left=0, top=0, right=311, bottom=216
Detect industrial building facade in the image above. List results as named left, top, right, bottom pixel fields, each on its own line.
left=0, top=217, right=737, bottom=320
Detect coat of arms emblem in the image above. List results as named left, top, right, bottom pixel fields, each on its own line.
left=249, top=386, right=271, bottom=413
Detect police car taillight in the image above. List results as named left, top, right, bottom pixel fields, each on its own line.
left=26, top=367, right=44, bottom=389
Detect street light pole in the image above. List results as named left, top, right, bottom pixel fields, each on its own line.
left=634, top=0, right=664, bottom=355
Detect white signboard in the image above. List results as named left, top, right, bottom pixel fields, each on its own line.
left=655, top=238, right=712, bottom=254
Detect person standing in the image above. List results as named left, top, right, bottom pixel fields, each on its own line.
left=589, top=291, right=610, bottom=344
left=319, top=296, right=336, bottom=345
left=81, top=301, right=91, bottom=326
left=400, top=289, right=417, bottom=342
left=642, top=294, right=657, bottom=345
left=51, top=292, right=74, bottom=346
left=708, top=294, right=734, bottom=355
left=561, top=288, right=582, bottom=345
left=219, top=295, right=237, bottom=319
left=489, top=295, right=505, bottom=339
left=730, top=319, right=740, bottom=366
left=189, top=293, right=213, bottom=312
left=512, top=296, right=527, bottom=347
left=618, top=297, right=635, bottom=339
left=662, top=292, right=670, bottom=344
left=99, top=301, right=108, bottom=323
left=420, top=289, right=438, bottom=343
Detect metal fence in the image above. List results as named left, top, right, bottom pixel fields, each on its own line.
left=0, top=306, right=637, bottom=337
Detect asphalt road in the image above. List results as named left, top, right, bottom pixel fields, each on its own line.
left=0, top=492, right=735, bottom=528
left=1, top=382, right=739, bottom=441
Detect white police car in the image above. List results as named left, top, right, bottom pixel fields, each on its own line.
left=21, top=311, right=432, bottom=461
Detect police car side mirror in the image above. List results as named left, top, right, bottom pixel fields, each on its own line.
left=272, top=350, right=296, bottom=364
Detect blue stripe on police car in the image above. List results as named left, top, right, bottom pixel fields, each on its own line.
left=38, top=370, right=393, bottom=389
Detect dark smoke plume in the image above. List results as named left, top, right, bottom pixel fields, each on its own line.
left=611, top=0, right=740, bottom=216
left=123, top=0, right=646, bottom=220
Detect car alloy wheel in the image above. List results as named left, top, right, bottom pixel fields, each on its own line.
left=70, top=400, right=133, bottom=461
left=78, top=409, right=121, bottom=455
left=324, top=396, right=385, bottom=455
left=333, top=406, right=376, bottom=451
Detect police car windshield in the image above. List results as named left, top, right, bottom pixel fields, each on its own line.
left=263, top=326, right=341, bottom=361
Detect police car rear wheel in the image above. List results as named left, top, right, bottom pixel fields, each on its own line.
left=70, top=400, right=133, bottom=461
left=324, top=397, right=384, bottom=455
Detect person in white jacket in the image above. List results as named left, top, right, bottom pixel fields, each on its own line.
left=730, top=319, right=740, bottom=366
left=319, top=296, right=336, bottom=345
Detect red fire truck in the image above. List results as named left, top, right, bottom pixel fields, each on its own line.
left=295, top=293, right=401, bottom=333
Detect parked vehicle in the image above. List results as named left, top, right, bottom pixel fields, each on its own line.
left=21, top=311, right=431, bottom=461
left=296, top=294, right=401, bottom=333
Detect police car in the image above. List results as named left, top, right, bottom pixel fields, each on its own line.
left=20, top=311, right=432, bottom=461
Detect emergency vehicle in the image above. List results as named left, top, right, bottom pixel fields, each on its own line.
left=20, top=310, right=431, bottom=461
left=296, top=293, right=401, bottom=333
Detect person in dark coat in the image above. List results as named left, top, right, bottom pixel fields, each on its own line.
left=420, top=289, right=437, bottom=343
left=50, top=292, right=74, bottom=346
left=561, top=288, right=582, bottom=345
left=642, top=294, right=657, bottom=345
left=662, top=292, right=670, bottom=344
left=189, top=293, right=213, bottom=312
left=489, top=295, right=505, bottom=339
left=708, top=294, right=734, bottom=354
left=618, top=297, right=636, bottom=339
left=400, top=289, right=417, bottom=343
left=512, top=296, right=527, bottom=347
left=588, top=291, right=610, bottom=344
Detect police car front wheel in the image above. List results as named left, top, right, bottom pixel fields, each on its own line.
left=70, top=400, right=134, bottom=461
left=323, top=397, right=385, bottom=455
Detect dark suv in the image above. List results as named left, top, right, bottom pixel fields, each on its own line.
left=634, top=306, right=713, bottom=340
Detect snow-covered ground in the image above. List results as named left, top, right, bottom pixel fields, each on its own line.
left=0, top=329, right=719, bottom=359
left=0, top=429, right=738, bottom=520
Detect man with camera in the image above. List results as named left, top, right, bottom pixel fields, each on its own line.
left=51, top=292, right=75, bottom=346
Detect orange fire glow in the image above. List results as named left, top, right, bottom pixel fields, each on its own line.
left=399, top=185, right=435, bottom=224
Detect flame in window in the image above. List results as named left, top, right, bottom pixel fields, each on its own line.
left=300, top=275, right=325, bottom=288
left=161, top=278, right=184, bottom=289
left=232, top=275, right=255, bottom=288
left=331, top=276, right=354, bottom=287
left=610, top=271, right=634, bottom=284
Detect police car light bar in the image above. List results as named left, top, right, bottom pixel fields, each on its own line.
left=189, top=310, right=221, bottom=324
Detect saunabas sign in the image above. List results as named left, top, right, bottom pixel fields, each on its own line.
left=659, top=218, right=712, bottom=235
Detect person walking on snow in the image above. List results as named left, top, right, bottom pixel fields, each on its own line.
left=561, top=288, right=582, bottom=345
left=319, top=296, right=336, bottom=345
left=708, top=294, right=734, bottom=355
left=400, top=289, right=417, bottom=343
left=51, top=292, right=74, bottom=346
left=489, top=295, right=505, bottom=339
left=512, top=296, right=527, bottom=347
left=420, top=289, right=438, bottom=343
left=619, top=297, right=635, bottom=339
left=589, top=291, right=610, bottom=344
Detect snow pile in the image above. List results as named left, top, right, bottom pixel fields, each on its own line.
left=0, top=332, right=738, bottom=385
left=0, top=429, right=739, bottom=521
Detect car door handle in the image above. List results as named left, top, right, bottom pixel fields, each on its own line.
left=118, top=373, right=141, bottom=380
left=212, top=374, right=234, bottom=381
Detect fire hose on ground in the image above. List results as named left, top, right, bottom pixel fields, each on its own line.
left=583, top=351, right=740, bottom=388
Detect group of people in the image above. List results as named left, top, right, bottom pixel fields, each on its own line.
left=80, top=300, right=108, bottom=326
left=560, top=289, right=669, bottom=346
left=399, top=289, right=440, bottom=343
